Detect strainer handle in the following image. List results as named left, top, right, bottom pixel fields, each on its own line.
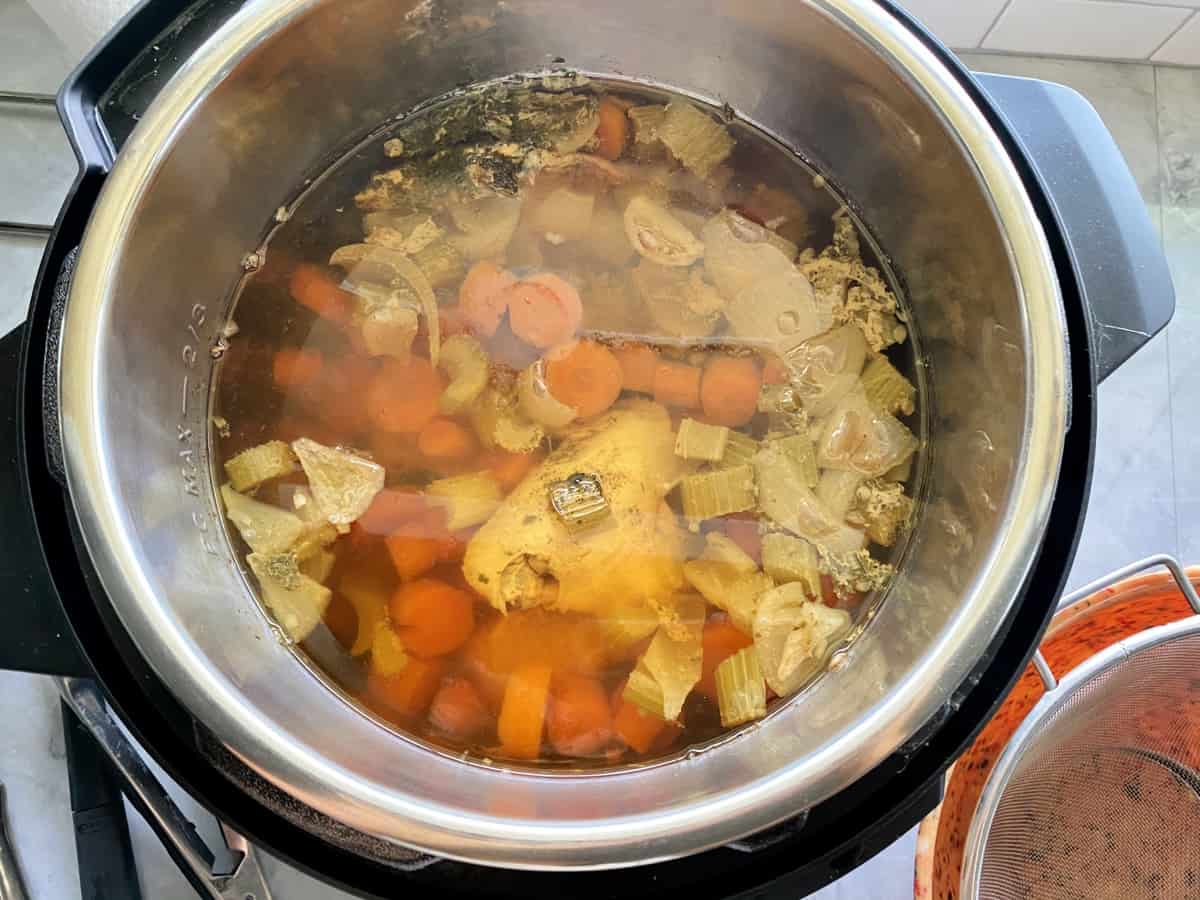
left=1031, top=554, right=1200, bottom=690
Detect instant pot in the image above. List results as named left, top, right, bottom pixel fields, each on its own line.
left=0, top=0, right=1174, bottom=896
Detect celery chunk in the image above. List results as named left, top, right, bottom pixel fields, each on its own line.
left=675, top=418, right=730, bottom=462
left=715, top=647, right=767, bottom=727
left=679, top=465, right=756, bottom=519
left=223, top=440, right=298, bottom=492
left=861, top=355, right=916, bottom=417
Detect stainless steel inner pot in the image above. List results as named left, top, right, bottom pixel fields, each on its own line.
left=57, top=0, right=1068, bottom=869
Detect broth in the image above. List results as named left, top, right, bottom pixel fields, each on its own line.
left=214, top=75, right=921, bottom=768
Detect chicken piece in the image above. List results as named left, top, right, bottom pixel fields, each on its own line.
left=463, top=400, right=686, bottom=624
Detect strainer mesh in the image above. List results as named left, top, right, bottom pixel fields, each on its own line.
left=977, top=632, right=1200, bottom=899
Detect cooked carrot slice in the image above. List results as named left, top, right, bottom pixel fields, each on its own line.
left=508, top=273, right=583, bottom=350
left=388, top=578, right=475, bottom=657
left=417, top=418, right=478, bottom=461
left=594, top=97, right=630, bottom=161
left=272, top=348, right=324, bottom=387
left=366, top=657, right=445, bottom=719
left=366, top=357, right=446, bottom=434
left=544, top=340, right=623, bottom=419
left=505, top=282, right=572, bottom=350
left=700, top=356, right=762, bottom=427
left=385, top=535, right=443, bottom=582
left=613, top=344, right=659, bottom=395
left=652, top=359, right=702, bottom=409
left=547, top=674, right=613, bottom=757
left=696, top=619, right=753, bottom=700
left=323, top=593, right=358, bottom=650
left=459, top=261, right=516, bottom=338
left=289, top=264, right=354, bottom=325
left=613, top=698, right=668, bottom=754
left=498, top=662, right=553, bottom=760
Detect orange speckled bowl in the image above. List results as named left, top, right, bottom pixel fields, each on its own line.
left=912, top=566, right=1200, bottom=900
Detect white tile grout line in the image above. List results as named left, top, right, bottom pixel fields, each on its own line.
left=1149, top=8, right=1198, bottom=58
left=1151, top=64, right=1184, bottom=561
left=979, top=0, right=1015, bottom=48
left=956, top=47, right=1200, bottom=67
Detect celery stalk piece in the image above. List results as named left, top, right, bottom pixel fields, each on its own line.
left=291, top=438, right=385, bottom=527
left=752, top=582, right=851, bottom=696
left=223, top=440, right=298, bottom=493
left=701, top=532, right=758, bottom=574
left=370, top=622, right=409, bottom=677
left=438, top=334, right=489, bottom=415
left=682, top=559, right=773, bottom=635
left=816, top=469, right=864, bottom=520
left=658, top=101, right=735, bottom=178
left=679, top=464, right=756, bottom=520
left=427, top=472, right=503, bottom=530
left=247, top=552, right=331, bottom=642
left=628, top=105, right=667, bottom=146
left=847, top=479, right=914, bottom=547
left=817, top=545, right=894, bottom=598
left=765, top=431, right=818, bottom=488
left=622, top=618, right=703, bottom=721
left=715, top=647, right=767, bottom=727
left=761, top=533, right=822, bottom=600
left=675, top=418, right=731, bottom=462
left=299, top=548, right=336, bottom=584
left=221, top=484, right=306, bottom=555
left=861, top=355, right=916, bottom=417
left=720, top=431, right=760, bottom=468
left=752, top=445, right=864, bottom=553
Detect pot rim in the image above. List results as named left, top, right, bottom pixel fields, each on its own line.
left=57, top=0, right=1068, bottom=868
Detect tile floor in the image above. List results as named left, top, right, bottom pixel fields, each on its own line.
left=0, top=2, right=1196, bottom=897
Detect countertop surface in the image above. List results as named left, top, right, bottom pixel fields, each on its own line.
left=2, top=1, right=1198, bottom=896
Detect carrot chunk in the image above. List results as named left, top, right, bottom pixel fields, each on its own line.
left=366, top=357, right=446, bottom=434
left=366, top=657, right=445, bottom=719
left=459, top=260, right=516, bottom=338
left=272, top=348, right=324, bottom=387
left=613, top=699, right=669, bottom=754
left=545, top=340, right=623, bottom=419
left=613, top=344, right=659, bottom=394
left=594, top=97, right=630, bottom=161
left=700, top=356, right=762, bottom=427
left=388, top=578, right=476, bottom=657
left=505, top=275, right=583, bottom=350
left=697, top=619, right=753, bottom=700
left=498, top=662, right=553, bottom=760
left=385, top=535, right=443, bottom=582
left=418, top=418, right=478, bottom=461
left=289, top=264, right=353, bottom=325
left=652, top=359, right=702, bottom=409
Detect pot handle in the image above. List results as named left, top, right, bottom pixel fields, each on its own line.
left=1029, top=554, right=1200, bottom=691
left=58, top=677, right=275, bottom=900
left=971, top=72, right=1174, bottom=383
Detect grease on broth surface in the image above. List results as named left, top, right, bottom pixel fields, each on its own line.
left=215, top=75, right=921, bottom=767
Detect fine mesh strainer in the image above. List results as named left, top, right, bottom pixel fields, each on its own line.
left=961, top=555, right=1200, bottom=900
